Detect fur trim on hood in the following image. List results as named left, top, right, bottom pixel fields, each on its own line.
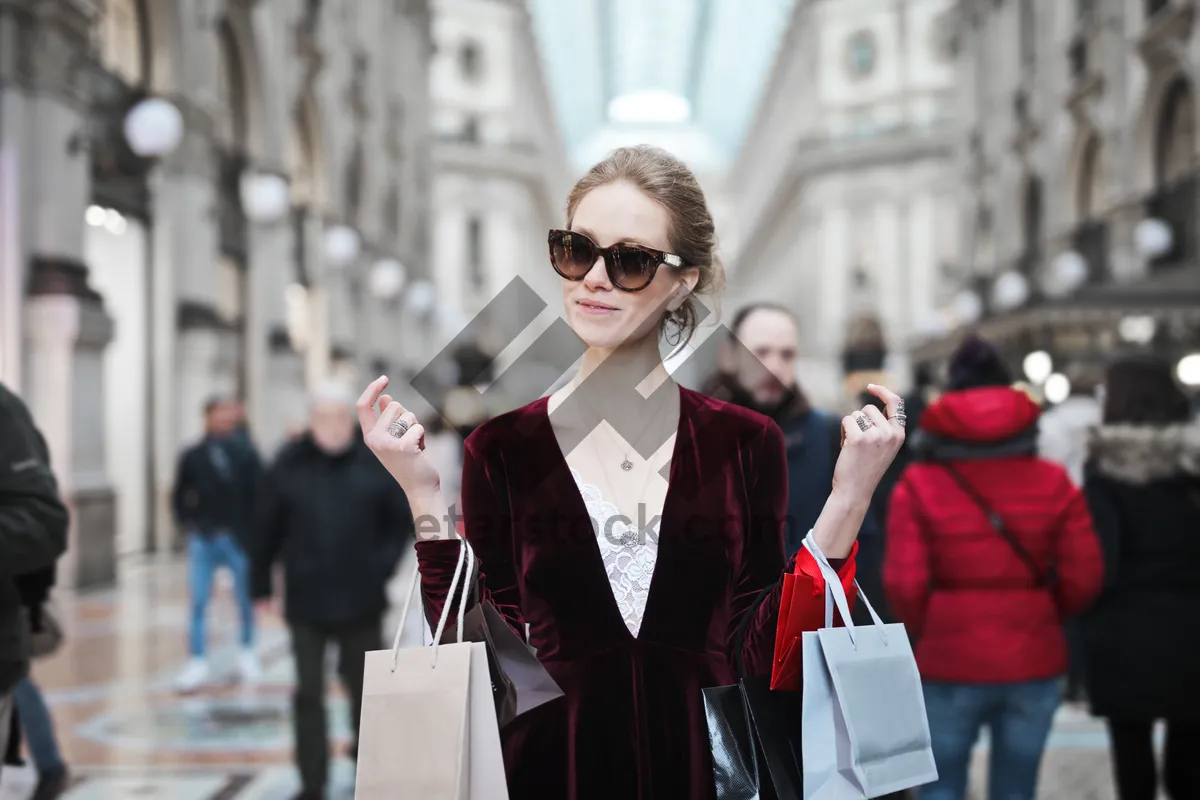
left=1088, top=422, right=1200, bottom=485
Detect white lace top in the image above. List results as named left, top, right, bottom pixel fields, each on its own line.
left=571, top=468, right=661, bottom=637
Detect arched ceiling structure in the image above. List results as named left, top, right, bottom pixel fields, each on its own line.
left=528, top=0, right=797, bottom=174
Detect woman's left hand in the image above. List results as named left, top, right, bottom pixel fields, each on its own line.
left=830, top=383, right=906, bottom=505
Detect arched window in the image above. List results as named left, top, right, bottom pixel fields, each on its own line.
left=1155, top=77, right=1196, bottom=187
left=215, top=20, right=248, bottom=152
left=1077, top=135, right=1102, bottom=221
left=99, top=0, right=147, bottom=86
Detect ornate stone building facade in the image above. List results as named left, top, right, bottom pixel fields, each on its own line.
left=727, top=0, right=960, bottom=408
left=911, top=0, right=1200, bottom=386
left=0, top=0, right=432, bottom=587
left=427, top=0, right=571, bottom=408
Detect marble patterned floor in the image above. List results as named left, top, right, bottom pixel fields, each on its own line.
left=0, top=549, right=1132, bottom=799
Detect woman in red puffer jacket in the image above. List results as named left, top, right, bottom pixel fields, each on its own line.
left=884, top=335, right=1103, bottom=800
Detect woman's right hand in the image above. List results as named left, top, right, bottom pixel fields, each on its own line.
left=356, top=376, right=443, bottom=498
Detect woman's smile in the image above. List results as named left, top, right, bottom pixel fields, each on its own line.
left=577, top=298, right=619, bottom=315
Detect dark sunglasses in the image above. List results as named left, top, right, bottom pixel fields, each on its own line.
left=547, top=229, right=683, bottom=292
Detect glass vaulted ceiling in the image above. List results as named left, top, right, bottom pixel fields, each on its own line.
left=528, top=0, right=798, bottom=175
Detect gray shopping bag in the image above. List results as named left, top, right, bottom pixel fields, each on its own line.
left=801, top=532, right=937, bottom=799
left=356, top=539, right=509, bottom=799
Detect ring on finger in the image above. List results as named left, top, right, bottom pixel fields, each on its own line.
left=388, top=419, right=410, bottom=439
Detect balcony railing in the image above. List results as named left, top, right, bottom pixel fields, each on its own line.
left=86, top=66, right=152, bottom=217
left=1146, top=174, right=1199, bottom=269
left=1073, top=219, right=1109, bottom=283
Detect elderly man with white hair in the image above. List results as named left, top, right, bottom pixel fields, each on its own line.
left=251, top=382, right=414, bottom=800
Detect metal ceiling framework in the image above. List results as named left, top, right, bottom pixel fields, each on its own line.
left=528, top=0, right=797, bottom=172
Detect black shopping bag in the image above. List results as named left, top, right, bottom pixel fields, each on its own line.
left=703, top=586, right=805, bottom=799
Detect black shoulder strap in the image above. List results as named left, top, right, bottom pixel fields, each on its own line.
left=941, top=462, right=1055, bottom=587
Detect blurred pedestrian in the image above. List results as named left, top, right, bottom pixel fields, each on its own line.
left=884, top=335, right=1104, bottom=800
left=251, top=383, right=414, bottom=800
left=12, top=561, right=68, bottom=798
left=1081, top=355, right=1200, bottom=800
left=703, top=303, right=881, bottom=563
left=0, top=382, right=68, bottom=778
left=171, top=396, right=264, bottom=692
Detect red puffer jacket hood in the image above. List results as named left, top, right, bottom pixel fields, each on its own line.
left=919, top=386, right=1041, bottom=444
left=883, top=383, right=1104, bottom=684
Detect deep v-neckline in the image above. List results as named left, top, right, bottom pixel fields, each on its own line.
left=539, top=384, right=689, bottom=640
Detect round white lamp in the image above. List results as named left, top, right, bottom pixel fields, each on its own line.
left=406, top=279, right=437, bottom=314
left=322, top=225, right=361, bottom=268
left=123, top=97, right=184, bottom=157
left=1046, top=250, right=1088, bottom=297
left=369, top=258, right=407, bottom=299
left=1135, top=218, right=1173, bottom=259
left=1022, top=350, right=1053, bottom=384
left=1178, top=353, right=1200, bottom=387
left=1044, top=372, right=1071, bottom=404
left=1117, top=315, right=1157, bottom=345
left=952, top=290, right=983, bottom=326
left=991, top=270, right=1030, bottom=311
left=239, top=172, right=291, bottom=223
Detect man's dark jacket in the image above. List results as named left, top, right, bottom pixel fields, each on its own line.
left=171, top=433, right=263, bottom=547
left=702, top=374, right=885, bottom=620
left=251, top=430, right=414, bottom=626
left=0, top=383, right=69, bottom=695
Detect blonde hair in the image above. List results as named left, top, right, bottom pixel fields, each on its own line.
left=566, top=145, right=725, bottom=349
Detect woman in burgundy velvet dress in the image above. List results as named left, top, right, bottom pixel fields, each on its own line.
left=355, top=145, right=907, bottom=799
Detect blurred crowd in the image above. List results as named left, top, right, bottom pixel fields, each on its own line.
left=1, top=303, right=1198, bottom=800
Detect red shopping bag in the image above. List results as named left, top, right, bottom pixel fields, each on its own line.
left=770, top=541, right=858, bottom=691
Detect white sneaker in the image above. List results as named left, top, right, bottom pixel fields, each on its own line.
left=175, top=657, right=210, bottom=693
left=238, top=649, right=262, bottom=684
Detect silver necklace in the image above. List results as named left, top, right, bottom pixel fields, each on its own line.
left=605, top=393, right=674, bottom=471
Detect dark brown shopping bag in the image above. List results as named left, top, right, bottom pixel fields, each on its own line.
left=443, top=565, right=564, bottom=729
left=355, top=540, right=509, bottom=799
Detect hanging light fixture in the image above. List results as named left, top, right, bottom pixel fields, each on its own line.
left=1044, top=372, right=1071, bottom=404
left=1135, top=218, right=1173, bottom=259
left=952, top=290, right=983, bottom=326
left=1046, top=250, right=1088, bottom=297
left=322, top=225, right=361, bottom=268
left=369, top=258, right=407, bottom=299
left=405, top=279, right=437, bottom=313
left=123, top=97, right=184, bottom=157
left=1022, top=350, right=1053, bottom=384
left=991, top=270, right=1030, bottom=311
left=239, top=171, right=291, bottom=223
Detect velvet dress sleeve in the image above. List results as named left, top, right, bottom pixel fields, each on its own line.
left=414, top=437, right=524, bottom=638
left=732, top=419, right=857, bottom=677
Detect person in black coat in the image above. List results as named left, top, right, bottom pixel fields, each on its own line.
left=251, top=383, right=414, bottom=800
left=0, top=382, right=68, bottom=777
left=1082, top=355, right=1200, bottom=800
left=170, top=395, right=264, bottom=692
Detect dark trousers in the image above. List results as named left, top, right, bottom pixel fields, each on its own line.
left=1107, top=718, right=1200, bottom=800
left=289, top=615, right=382, bottom=794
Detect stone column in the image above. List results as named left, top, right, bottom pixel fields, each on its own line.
left=24, top=262, right=116, bottom=588
left=2, top=0, right=118, bottom=588
left=245, top=211, right=303, bottom=455
left=148, top=101, right=221, bottom=553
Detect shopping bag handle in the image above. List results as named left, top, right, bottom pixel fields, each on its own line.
left=802, top=531, right=887, bottom=649
left=391, top=538, right=476, bottom=671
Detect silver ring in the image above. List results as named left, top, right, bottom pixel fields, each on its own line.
left=388, top=419, right=410, bottom=439
left=890, top=399, right=907, bottom=427
left=855, top=414, right=872, bottom=432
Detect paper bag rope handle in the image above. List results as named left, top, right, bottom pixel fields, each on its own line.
left=391, top=538, right=475, bottom=671
left=802, top=531, right=887, bottom=649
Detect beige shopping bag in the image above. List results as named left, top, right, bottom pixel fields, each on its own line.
left=355, top=539, right=509, bottom=799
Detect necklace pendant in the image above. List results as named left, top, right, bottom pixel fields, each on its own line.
left=620, top=457, right=633, bottom=471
